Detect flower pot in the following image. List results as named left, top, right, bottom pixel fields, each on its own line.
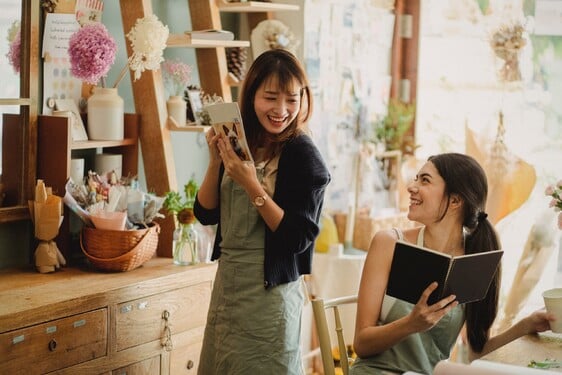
left=167, top=95, right=187, bottom=127
left=87, top=87, right=124, bottom=140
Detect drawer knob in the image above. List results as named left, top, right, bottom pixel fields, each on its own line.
left=186, top=360, right=194, bottom=370
left=48, top=339, right=57, bottom=351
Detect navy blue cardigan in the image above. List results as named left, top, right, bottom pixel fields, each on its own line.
left=194, top=134, right=331, bottom=288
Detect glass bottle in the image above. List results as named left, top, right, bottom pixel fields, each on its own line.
left=173, top=211, right=199, bottom=265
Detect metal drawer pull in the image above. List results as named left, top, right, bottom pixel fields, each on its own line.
left=48, top=339, right=57, bottom=351
left=46, top=326, right=57, bottom=334
left=160, top=309, right=173, bottom=351
left=12, top=335, right=24, bottom=344
left=73, top=319, right=86, bottom=328
left=186, top=360, right=194, bottom=370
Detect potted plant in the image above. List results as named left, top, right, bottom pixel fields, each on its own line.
left=373, top=99, right=416, bottom=153
left=163, top=178, right=200, bottom=265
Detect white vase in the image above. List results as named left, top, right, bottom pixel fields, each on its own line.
left=167, top=95, right=187, bottom=127
left=87, top=87, right=124, bottom=140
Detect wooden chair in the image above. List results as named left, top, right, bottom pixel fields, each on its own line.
left=311, top=295, right=358, bottom=375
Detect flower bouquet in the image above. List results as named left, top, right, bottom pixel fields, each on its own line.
left=490, top=21, right=526, bottom=82
left=545, top=181, right=562, bottom=230
left=162, top=59, right=192, bottom=127
left=6, top=20, right=21, bottom=74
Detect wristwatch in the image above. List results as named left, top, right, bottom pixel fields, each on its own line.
left=253, top=194, right=268, bottom=207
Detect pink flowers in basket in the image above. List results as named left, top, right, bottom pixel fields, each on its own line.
left=545, top=180, right=562, bottom=229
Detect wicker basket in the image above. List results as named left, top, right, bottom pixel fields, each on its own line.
left=80, top=223, right=160, bottom=272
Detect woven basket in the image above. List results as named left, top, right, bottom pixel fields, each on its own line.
left=80, top=223, right=160, bottom=272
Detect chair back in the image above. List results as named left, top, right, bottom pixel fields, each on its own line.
left=311, top=295, right=358, bottom=375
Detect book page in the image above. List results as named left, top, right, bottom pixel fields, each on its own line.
left=204, top=102, right=254, bottom=163
left=444, top=250, right=503, bottom=304
left=386, top=241, right=452, bottom=305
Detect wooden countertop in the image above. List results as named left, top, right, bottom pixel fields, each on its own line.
left=0, top=258, right=217, bottom=332
left=481, top=332, right=562, bottom=371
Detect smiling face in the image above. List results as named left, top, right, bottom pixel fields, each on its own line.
left=253, top=76, right=301, bottom=135
left=407, top=160, right=449, bottom=224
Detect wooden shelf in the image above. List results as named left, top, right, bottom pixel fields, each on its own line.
left=71, top=138, right=137, bottom=150
left=167, top=34, right=250, bottom=48
left=0, top=98, right=32, bottom=106
left=217, top=1, right=299, bottom=12
left=166, top=116, right=210, bottom=132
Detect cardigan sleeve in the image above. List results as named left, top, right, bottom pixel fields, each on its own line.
left=268, top=135, right=331, bottom=255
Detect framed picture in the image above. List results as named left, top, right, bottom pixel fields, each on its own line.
left=54, top=98, right=88, bottom=141
left=186, top=89, right=203, bottom=125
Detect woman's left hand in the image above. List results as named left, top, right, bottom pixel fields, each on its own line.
left=523, top=309, right=555, bottom=334
left=217, top=136, right=257, bottom=189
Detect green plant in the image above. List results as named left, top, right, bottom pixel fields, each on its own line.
left=374, top=99, right=416, bottom=152
left=163, top=178, right=199, bottom=224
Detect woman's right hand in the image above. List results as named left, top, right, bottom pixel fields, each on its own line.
left=408, top=282, right=459, bottom=332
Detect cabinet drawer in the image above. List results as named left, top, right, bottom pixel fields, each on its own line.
left=112, top=355, right=161, bottom=375
left=0, top=308, right=107, bottom=374
left=115, top=281, right=212, bottom=351
left=170, top=340, right=203, bottom=374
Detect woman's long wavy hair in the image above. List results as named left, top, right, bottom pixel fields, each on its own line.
left=428, top=153, right=501, bottom=353
left=238, top=49, right=312, bottom=160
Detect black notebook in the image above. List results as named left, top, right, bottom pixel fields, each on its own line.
left=386, top=240, right=503, bottom=305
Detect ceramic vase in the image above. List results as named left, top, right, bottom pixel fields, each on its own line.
left=87, top=87, right=124, bottom=140
left=167, top=95, right=187, bottom=127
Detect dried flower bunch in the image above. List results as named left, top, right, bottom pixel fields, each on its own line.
left=125, top=14, right=169, bottom=82
left=545, top=180, right=562, bottom=230
left=263, top=20, right=300, bottom=53
left=162, top=59, right=192, bottom=96
left=490, top=21, right=526, bottom=82
left=6, top=20, right=21, bottom=74
left=68, top=14, right=169, bottom=88
left=68, top=22, right=117, bottom=85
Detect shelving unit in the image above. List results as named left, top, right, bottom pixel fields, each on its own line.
left=117, top=0, right=299, bottom=259
left=36, top=113, right=139, bottom=259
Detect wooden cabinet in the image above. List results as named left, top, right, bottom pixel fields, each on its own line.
left=0, top=259, right=217, bottom=374
left=36, top=113, right=139, bottom=260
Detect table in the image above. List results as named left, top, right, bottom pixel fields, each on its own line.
left=480, top=332, right=562, bottom=372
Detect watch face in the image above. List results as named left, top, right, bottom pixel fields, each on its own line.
left=254, top=196, right=266, bottom=207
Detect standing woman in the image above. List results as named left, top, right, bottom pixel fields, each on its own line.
left=350, top=153, right=553, bottom=375
left=195, top=49, right=331, bottom=375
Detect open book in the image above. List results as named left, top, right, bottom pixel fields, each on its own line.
left=204, top=102, right=253, bottom=163
left=386, top=240, right=503, bottom=305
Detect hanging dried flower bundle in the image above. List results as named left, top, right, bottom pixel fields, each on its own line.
left=490, top=21, right=526, bottom=82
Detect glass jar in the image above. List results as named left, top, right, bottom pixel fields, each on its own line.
left=173, top=222, right=199, bottom=265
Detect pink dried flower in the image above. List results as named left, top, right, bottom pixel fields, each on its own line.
left=162, top=59, right=192, bottom=96
left=6, top=28, right=21, bottom=73
left=68, top=23, right=117, bottom=85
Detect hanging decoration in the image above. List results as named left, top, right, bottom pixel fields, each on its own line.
left=489, top=20, right=526, bottom=82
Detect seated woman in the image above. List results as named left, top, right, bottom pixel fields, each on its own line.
left=350, top=152, right=554, bottom=375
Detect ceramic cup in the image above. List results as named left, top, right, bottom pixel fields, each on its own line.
left=543, top=288, right=562, bottom=333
